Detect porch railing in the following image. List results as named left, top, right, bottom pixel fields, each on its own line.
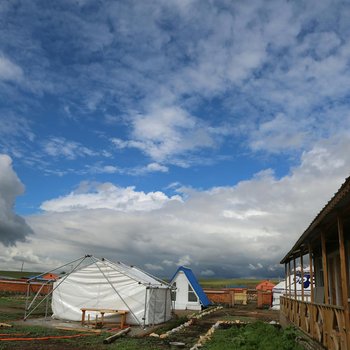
left=280, top=296, right=348, bottom=350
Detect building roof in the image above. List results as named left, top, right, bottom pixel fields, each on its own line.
left=256, top=280, right=275, bottom=291
left=281, top=175, right=350, bottom=264
left=170, top=266, right=211, bottom=307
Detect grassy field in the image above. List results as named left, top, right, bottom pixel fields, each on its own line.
left=202, top=322, right=305, bottom=350
left=0, top=294, right=305, bottom=350
left=199, top=278, right=280, bottom=289
left=0, top=270, right=42, bottom=279
left=0, top=270, right=280, bottom=289
left=0, top=324, right=168, bottom=350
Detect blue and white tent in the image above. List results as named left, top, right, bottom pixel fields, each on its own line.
left=271, top=271, right=312, bottom=310
left=170, top=266, right=211, bottom=310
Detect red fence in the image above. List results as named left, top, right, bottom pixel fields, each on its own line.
left=0, top=279, right=52, bottom=295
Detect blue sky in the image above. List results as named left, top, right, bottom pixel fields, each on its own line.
left=1, top=0, right=350, bottom=278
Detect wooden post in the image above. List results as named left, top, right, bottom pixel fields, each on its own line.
left=337, top=215, right=350, bottom=348
left=308, top=243, right=315, bottom=339
left=284, top=263, right=287, bottom=306
left=308, top=243, right=314, bottom=303
left=81, top=309, right=86, bottom=325
left=288, top=260, right=292, bottom=299
left=321, top=231, right=329, bottom=305
left=293, top=257, right=297, bottom=324
left=293, top=257, right=297, bottom=300
left=300, top=252, right=304, bottom=302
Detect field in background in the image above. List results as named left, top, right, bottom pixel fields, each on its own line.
left=0, top=270, right=42, bottom=279
left=0, top=270, right=281, bottom=289
left=199, top=278, right=280, bottom=289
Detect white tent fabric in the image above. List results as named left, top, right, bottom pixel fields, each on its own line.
left=271, top=273, right=312, bottom=310
left=51, top=257, right=172, bottom=326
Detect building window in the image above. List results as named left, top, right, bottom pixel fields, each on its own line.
left=188, top=284, right=198, bottom=302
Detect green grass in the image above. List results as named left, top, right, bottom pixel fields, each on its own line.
left=0, top=295, right=51, bottom=322
left=202, top=322, right=305, bottom=350
left=0, top=325, right=168, bottom=349
left=0, top=271, right=42, bottom=279
left=198, top=279, right=279, bottom=289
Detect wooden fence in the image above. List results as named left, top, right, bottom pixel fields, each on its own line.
left=280, top=296, right=348, bottom=350
left=204, top=288, right=249, bottom=306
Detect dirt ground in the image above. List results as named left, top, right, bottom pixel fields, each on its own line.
left=0, top=303, right=280, bottom=349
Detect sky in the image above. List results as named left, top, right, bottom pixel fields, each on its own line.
left=1, top=0, right=350, bottom=278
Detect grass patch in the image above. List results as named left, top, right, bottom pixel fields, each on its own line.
left=202, top=322, right=304, bottom=350
left=0, top=324, right=168, bottom=350
left=0, top=295, right=50, bottom=322
left=198, top=279, right=279, bottom=289
left=219, top=315, right=256, bottom=323
left=0, top=271, right=42, bottom=279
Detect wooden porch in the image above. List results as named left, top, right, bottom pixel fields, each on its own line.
left=281, top=296, right=347, bottom=349
left=280, top=176, right=350, bottom=349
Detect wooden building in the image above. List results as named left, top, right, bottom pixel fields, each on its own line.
left=280, top=177, right=350, bottom=349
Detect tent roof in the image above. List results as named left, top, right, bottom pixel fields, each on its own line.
left=170, top=266, right=211, bottom=307
left=68, top=257, right=170, bottom=288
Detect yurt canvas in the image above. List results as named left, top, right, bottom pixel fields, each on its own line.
left=170, top=266, right=211, bottom=311
left=51, top=256, right=172, bottom=326
left=271, top=272, right=312, bottom=310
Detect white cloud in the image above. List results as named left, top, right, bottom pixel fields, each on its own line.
left=177, top=255, right=192, bottom=267
left=201, top=269, right=215, bottom=277
left=145, top=163, right=168, bottom=173
left=0, top=154, right=34, bottom=245
left=144, top=263, right=164, bottom=271
left=162, top=259, right=174, bottom=267
left=249, top=263, right=264, bottom=270
left=0, top=54, right=23, bottom=82
left=87, top=164, right=120, bottom=174
left=40, top=182, right=182, bottom=213
left=249, top=114, right=309, bottom=153
left=17, top=137, right=350, bottom=277
left=43, top=137, right=97, bottom=160
left=223, top=209, right=269, bottom=220
left=112, top=105, right=222, bottom=164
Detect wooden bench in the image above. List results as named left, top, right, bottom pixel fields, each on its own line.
left=81, top=308, right=128, bottom=329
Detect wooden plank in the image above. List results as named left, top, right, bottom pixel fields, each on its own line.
left=0, top=323, right=12, bottom=328
left=55, top=326, right=102, bottom=333
left=300, top=252, right=304, bottom=302
left=284, top=263, right=287, bottom=300
left=103, top=327, right=131, bottom=344
left=321, top=231, right=329, bottom=305
left=337, top=215, right=350, bottom=349
left=308, top=243, right=315, bottom=338
left=81, top=308, right=127, bottom=314
left=308, top=243, right=314, bottom=303
left=293, top=257, right=297, bottom=324
left=288, top=261, right=292, bottom=298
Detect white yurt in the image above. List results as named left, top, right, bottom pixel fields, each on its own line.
left=51, top=256, right=172, bottom=326
left=271, top=272, right=312, bottom=310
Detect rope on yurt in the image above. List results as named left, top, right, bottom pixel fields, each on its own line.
left=24, top=255, right=90, bottom=320
left=142, top=287, right=148, bottom=329
left=92, top=257, right=142, bottom=326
